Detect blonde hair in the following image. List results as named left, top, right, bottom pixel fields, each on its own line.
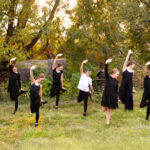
left=110, top=68, right=119, bottom=75
left=37, top=73, right=45, bottom=79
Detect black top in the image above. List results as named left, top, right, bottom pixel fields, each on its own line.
left=122, top=69, right=133, bottom=82
left=8, top=72, right=21, bottom=98
left=30, top=83, right=40, bottom=100
left=144, top=76, right=150, bottom=90
left=52, top=68, right=63, bottom=83
left=101, top=64, right=118, bottom=109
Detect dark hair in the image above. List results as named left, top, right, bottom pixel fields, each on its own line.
left=127, top=61, right=136, bottom=67
left=86, top=68, right=92, bottom=72
left=57, top=64, right=63, bottom=68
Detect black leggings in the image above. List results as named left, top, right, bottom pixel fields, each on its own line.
left=30, top=100, right=40, bottom=124
left=35, top=109, right=39, bottom=123
left=146, top=101, right=150, bottom=120
left=77, top=90, right=89, bottom=113
left=50, top=83, right=61, bottom=106
left=14, top=98, right=18, bottom=113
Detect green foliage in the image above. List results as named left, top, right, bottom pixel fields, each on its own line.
left=67, top=72, right=80, bottom=97
left=1, top=88, right=150, bottom=150
left=42, top=76, right=52, bottom=97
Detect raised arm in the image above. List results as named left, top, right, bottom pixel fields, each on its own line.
left=105, top=59, right=112, bottom=79
left=80, top=60, right=88, bottom=75
left=122, top=50, right=132, bottom=71
left=144, top=62, right=150, bottom=77
left=9, top=57, right=16, bottom=73
left=30, top=65, right=36, bottom=83
left=52, top=53, right=63, bottom=70
left=52, top=56, right=58, bottom=70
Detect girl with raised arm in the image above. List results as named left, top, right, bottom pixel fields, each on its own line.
left=30, top=65, right=47, bottom=127
left=77, top=60, right=94, bottom=116
left=50, top=53, right=66, bottom=109
left=119, top=50, right=136, bottom=110
left=101, top=59, right=120, bottom=125
left=8, top=58, right=27, bottom=114
left=140, top=62, right=150, bottom=120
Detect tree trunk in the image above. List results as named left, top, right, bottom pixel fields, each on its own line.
left=25, top=0, right=61, bottom=51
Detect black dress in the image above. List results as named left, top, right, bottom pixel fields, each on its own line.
left=140, top=76, right=150, bottom=108
left=101, top=64, right=118, bottom=109
left=30, top=83, right=41, bottom=113
left=8, top=65, right=21, bottom=100
left=50, top=68, right=63, bottom=106
left=119, top=69, right=134, bottom=110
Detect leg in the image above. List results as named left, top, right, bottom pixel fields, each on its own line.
left=140, top=91, right=148, bottom=108
left=56, top=87, right=61, bottom=107
left=77, top=91, right=84, bottom=103
left=146, top=100, right=150, bottom=120
left=13, top=97, right=18, bottom=114
left=102, top=106, right=107, bottom=112
left=83, top=92, right=89, bottom=116
left=146, top=106, right=150, bottom=120
left=35, top=108, right=39, bottom=127
left=106, top=108, right=111, bottom=125
left=50, top=84, right=57, bottom=98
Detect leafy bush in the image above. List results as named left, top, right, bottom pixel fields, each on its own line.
left=42, top=76, right=53, bottom=97
left=67, top=72, right=80, bottom=97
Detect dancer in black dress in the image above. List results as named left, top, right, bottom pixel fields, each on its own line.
left=50, top=53, right=66, bottom=109
left=139, top=61, right=150, bottom=120
left=119, top=50, right=136, bottom=110
left=77, top=60, right=94, bottom=116
left=8, top=58, right=27, bottom=114
left=30, top=65, right=47, bottom=127
left=101, top=59, right=120, bottom=125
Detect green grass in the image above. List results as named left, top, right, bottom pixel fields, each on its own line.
left=0, top=88, right=150, bottom=150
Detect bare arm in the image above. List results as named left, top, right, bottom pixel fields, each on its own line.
left=52, top=56, right=58, bottom=70
left=30, top=65, right=36, bottom=83
left=52, top=53, right=63, bottom=70
left=39, top=85, right=42, bottom=102
left=105, top=59, right=112, bottom=79
left=90, top=85, right=94, bottom=96
left=80, top=60, right=88, bottom=75
left=144, top=65, right=148, bottom=78
left=144, top=62, right=150, bottom=77
left=80, top=62, right=84, bottom=75
left=122, top=50, right=132, bottom=71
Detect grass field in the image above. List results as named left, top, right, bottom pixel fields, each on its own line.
left=0, top=88, right=150, bottom=150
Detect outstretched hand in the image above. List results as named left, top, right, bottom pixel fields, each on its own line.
left=30, top=65, right=37, bottom=70
left=10, top=57, right=16, bottom=62
left=145, top=61, right=150, bottom=66
left=128, top=49, right=133, bottom=55
left=105, top=58, right=112, bottom=64
left=56, top=53, right=63, bottom=58
left=82, top=60, right=88, bottom=64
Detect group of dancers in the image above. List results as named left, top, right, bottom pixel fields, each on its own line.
left=8, top=50, right=150, bottom=127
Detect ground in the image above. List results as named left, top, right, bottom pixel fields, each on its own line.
left=0, top=89, right=150, bottom=150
